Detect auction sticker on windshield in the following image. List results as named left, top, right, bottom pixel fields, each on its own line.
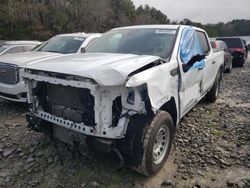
left=74, top=37, right=85, bottom=41
left=155, top=30, right=176, bottom=34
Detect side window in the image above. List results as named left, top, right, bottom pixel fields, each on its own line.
left=179, top=27, right=205, bottom=72
left=5, top=46, right=24, bottom=54
left=196, top=31, right=210, bottom=55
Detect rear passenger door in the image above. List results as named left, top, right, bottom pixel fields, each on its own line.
left=196, top=31, right=215, bottom=92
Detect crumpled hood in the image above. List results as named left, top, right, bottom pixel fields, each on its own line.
left=0, top=51, right=63, bottom=66
left=25, top=53, right=161, bottom=86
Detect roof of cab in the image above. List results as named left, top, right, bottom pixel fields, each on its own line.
left=111, top=25, right=206, bottom=34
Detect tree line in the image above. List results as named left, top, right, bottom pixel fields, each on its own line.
left=0, top=0, right=249, bottom=40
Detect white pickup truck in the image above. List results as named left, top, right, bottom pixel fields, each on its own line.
left=0, top=33, right=101, bottom=102
left=23, top=25, right=224, bottom=176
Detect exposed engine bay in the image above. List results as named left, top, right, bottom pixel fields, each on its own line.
left=23, top=69, right=148, bottom=139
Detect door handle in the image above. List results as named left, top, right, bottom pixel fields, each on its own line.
left=212, top=61, right=216, bottom=64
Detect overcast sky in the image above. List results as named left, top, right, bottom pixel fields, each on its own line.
left=132, top=0, right=250, bottom=24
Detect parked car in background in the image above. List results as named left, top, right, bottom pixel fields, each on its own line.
left=23, top=25, right=224, bottom=176
left=216, top=37, right=246, bottom=67
left=211, top=40, right=233, bottom=73
left=0, top=33, right=101, bottom=102
left=0, top=41, right=41, bottom=56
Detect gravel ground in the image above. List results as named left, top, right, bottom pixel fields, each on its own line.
left=0, top=57, right=249, bottom=188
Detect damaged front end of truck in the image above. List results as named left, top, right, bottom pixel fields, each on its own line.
left=23, top=64, right=156, bottom=149
left=21, top=48, right=180, bottom=176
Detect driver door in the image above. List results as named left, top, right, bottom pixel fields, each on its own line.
left=179, top=61, right=203, bottom=116
left=178, top=27, right=205, bottom=117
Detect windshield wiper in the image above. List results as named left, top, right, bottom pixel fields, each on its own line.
left=45, top=50, right=61, bottom=54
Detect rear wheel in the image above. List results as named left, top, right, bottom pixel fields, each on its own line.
left=206, top=70, right=222, bottom=103
left=239, top=61, right=244, bottom=67
left=132, top=111, right=174, bottom=176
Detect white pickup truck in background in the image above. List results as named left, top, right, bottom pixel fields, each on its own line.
left=23, top=25, right=224, bottom=176
left=0, top=33, right=101, bottom=102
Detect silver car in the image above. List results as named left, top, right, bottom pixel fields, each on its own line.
left=0, top=41, right=41, bottom=56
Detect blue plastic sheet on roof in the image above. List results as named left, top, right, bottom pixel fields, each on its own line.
left=179, top=27, right=205, bottom=70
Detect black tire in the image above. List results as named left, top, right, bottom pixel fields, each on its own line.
left=239, top=57, right=245, bottom=67
left=239, top=61, right=244, bottom=67
left=132, top=111, right=174, bottom=176
left=206, top=70, right=222, bottom=103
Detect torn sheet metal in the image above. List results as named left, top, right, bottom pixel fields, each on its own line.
left=179, top=27, right=205, bottom=70
left=24, top=53, right=160, bottom=86
left=126, top=61, right=179, bottom=113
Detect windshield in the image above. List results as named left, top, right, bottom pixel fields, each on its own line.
left=36, top=36, right=85, bottom=54
left=86, top=28, right=177, bottom=59
left=217, top=38, right=243, bottom=48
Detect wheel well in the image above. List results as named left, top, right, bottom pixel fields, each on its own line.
left=159, top=97, right=177, bottom=126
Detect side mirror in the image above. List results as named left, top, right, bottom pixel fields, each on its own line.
left=81, top=47, right=86, bottom=53
left=183, top=54, right=206, bottom=72
left=245, top=44, right=249, bottom=51
left=193, top=54, right=206, bottom=62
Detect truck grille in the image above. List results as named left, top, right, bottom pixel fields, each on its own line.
left=0, top=62, right=19, bottom=84
left=35, top=82, right=96, bottom=127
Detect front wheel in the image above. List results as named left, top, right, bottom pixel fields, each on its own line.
left=206, top=70, right=222, bottom=102
left=134, top=111, right=174, bottom=176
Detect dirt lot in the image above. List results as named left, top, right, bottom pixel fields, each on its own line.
left=0, top=57, right=249, bottom=188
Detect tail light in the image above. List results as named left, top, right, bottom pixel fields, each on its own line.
left=235, top=48, right=245, bottom=53
left=229, top=48, right=246, bottom=54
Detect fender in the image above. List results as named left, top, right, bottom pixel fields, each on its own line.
left=126, top=60, right=180, bottom=124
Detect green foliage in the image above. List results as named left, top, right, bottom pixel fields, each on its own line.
left=0, top=0, right=249, bottom=40
left=178, top=18, right=250, bottom=37
left=0, top=0, right=169, bottom=40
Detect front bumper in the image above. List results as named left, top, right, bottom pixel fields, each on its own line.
left=0, top=81, right=27, bottom=102
left=23, top=71, right=146, bottom=139
left=26, top=112, right=115, bottom=152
